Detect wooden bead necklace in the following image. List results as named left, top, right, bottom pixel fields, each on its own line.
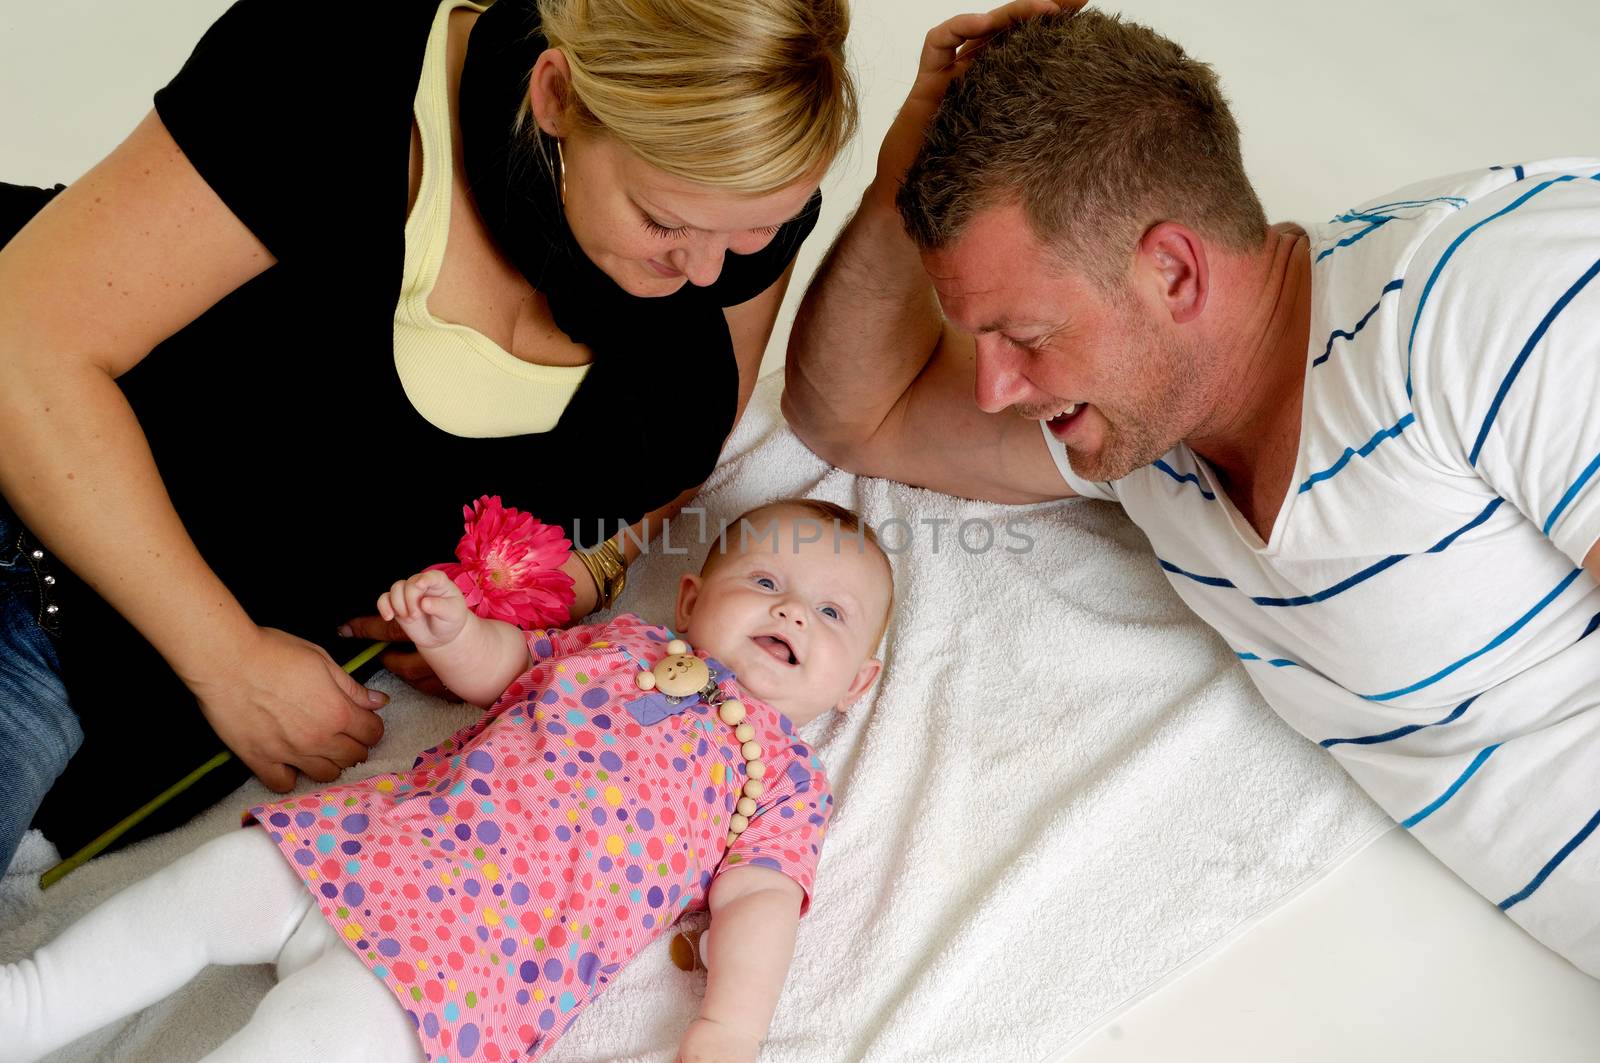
left=634, top=639, right=767, bottom=846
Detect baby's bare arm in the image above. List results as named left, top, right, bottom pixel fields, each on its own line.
left=376, top=571, right=531, bottom=707
left=677, top=866, right=805, bottom=1061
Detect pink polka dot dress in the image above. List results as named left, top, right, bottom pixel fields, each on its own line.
left=248, top=614, right=833, bottom=1062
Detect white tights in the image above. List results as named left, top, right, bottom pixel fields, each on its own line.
left=0, top=828, right=422, bottom=1063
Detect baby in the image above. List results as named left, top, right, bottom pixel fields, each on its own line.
left=1, top=499, right=892, bottom=1063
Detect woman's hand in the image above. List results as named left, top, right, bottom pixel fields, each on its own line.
left=676, top=1018, right=760, bottom=1063
left=191, top=626, right=388, bottom=791
left=337, top=616, right=449, bottom=698
left=876, top=0, right=1080, bottom=192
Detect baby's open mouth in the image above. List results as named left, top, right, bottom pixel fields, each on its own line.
left=753, top=634, right=798, bottom=665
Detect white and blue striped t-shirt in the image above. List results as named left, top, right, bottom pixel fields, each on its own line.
left=1043, top=160, right=1600, bottom=973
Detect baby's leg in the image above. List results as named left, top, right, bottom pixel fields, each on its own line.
left=202, top=913, right=422, bottom=1063
left=0, top=826, right=309, bottom=1063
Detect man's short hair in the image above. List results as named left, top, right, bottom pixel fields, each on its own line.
left=897, top=10, right=1267, bottom=285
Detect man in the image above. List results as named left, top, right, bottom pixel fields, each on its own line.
left=784, top=2, right=1600, bottom=974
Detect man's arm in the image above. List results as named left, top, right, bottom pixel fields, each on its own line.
left=783, top=0, right=1077, bottom=504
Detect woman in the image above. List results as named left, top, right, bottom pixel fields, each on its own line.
left=0, top=0, right=856, bottom=870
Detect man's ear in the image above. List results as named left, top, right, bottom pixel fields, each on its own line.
left=835, top=657, right=883, bottom=712
left=674, top=573, right=702, bottom=633
left=528, top=48, right=574, bottom=138
left=1136, top=221, right=1209, bottom=324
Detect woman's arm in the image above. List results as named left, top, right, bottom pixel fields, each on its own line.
left=723, top=257, right=799, bottom=426
left=677, top=866, right=806, bottom=1062
left=0, top=110, right=387, bottom=790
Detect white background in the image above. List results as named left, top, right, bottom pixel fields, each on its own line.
left=4, top=0, right=1596, bottom=376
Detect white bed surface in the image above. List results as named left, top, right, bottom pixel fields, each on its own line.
left=1063, top=826, right=1600, bottom=1062
left=2, top=375, right=1391, bottom=1061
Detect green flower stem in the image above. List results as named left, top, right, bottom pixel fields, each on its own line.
left=40, top=640, right=392, bottom=890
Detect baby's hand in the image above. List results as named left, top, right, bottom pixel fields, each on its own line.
left=676, top=1018, right=759, bottom=1063
left=376, top=569, right=471, bottom=650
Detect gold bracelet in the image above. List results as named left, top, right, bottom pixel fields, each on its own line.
left=576, top=535, right=628, bottom=612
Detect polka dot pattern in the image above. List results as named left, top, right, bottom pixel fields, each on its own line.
left=249, top=615, right=832, bottom=1061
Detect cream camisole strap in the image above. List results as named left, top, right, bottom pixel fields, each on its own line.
left=393, top=0, right=587, bottom=438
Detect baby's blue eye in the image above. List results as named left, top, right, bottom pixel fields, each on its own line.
left=820, top=605, right=840, bottom=620
left=754, top=576, right=777, bottom=589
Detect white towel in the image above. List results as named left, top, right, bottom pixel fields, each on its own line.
left=0, top=372, right=1386, bottom=1061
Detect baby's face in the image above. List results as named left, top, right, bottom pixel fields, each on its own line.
left=675, top=511, right=889, bottom=726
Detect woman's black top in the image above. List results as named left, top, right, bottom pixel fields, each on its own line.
left=5, top=0, right=820, bottom=852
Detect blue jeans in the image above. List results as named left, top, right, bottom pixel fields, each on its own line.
left=0, top=497, right=81, bottom=872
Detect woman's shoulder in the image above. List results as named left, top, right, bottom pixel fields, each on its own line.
left=153, top=0, right=443, bottom=258
left=160, top=0, right=442, bottom=101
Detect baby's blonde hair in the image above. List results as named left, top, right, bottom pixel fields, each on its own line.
left=535, top=0, right=857, bottom=195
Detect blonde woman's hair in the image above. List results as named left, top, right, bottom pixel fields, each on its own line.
left=535, top=0, right=857, bottom=194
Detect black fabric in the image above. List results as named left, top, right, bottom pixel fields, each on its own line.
left=0, top=182, right=66, bottom=244
left=10, top=0, right=819, bottom=855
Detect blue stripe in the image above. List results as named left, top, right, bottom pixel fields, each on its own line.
left=1162, top=550, right=1404, bottom=607
left=1470, top=256, right=1600, bottom=466
left=1543, top=449, right=1600, bottom=535
left=1315, top=215, right=1394, bottom=263
left=1581, top=609, right=1600, bottom=641
left=1152, top=459, right=1216, bottom=500
left=1488, top=165, right=1527, bottom=180
left=1161, top=497, right=1504, bottom=608
left=1499, top=806, right=1600, bottom=910
left=1400, top=744, right=1501, bottom=828
left=1299, top=414, right=1416, bottom=493
left=1248, top=553, right=1407, bottom=607
left=1323, top=605, right=1600, bottom=748
left=1406, top=173, right=1591, bottom=398
left=1363, top=567, right=1584, bottom=702
left=1428, top=496, right=1505, bottom=553
left=1321, top=695, right=1479, bottom=749
left=1313, top=279, right=1405, bottom=368
left=1236, top=651, right=1302, bottom=669
left=1157, top=559, right=1236, bottom=588
left=1329, top=196, right=1467, bottom=222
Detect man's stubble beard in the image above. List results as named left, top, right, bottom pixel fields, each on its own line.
left=1066, top=320, right=1208, bottom=483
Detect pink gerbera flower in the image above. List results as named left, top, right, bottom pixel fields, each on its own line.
left=428, top=496, right=575, bottom=629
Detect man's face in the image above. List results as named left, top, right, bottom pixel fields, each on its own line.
left=923, top=203, right=1211, bottom=482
